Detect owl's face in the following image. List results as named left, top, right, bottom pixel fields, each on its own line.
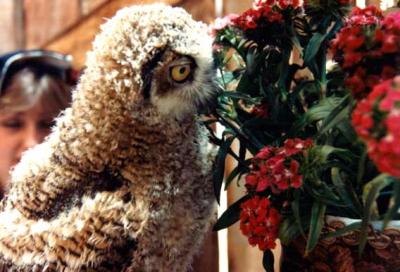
left=89, top=4, right=216, bottom=121
left=142, top=49, right=216, bottom=120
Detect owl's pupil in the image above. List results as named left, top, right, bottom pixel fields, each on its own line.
left=179, top=67, right=186, bottom=74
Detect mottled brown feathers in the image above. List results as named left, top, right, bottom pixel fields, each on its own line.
left=0, top=4, right=216, bottom=271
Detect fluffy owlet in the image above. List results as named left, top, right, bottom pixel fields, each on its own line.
left=0, top=4, right=216, bottom=271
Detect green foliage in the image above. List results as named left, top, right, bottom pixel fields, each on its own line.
left=208, top=1, right=399, bottom=271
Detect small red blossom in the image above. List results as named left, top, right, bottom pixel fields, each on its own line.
left=245, top=138, right=313, bottom=193
left=349, top=6, right=383, bottom=25
left=331, top=8, right=400, bottom=99
left=240, top=196, right=281, bottom=251
left=252, top=103, right=269, bottom=118
left=232, top=2, right=284, bottom=31
left=352, top=77, right=400, bottom=177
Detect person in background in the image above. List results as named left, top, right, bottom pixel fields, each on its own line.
left=0, top=50, right=76, bottom=198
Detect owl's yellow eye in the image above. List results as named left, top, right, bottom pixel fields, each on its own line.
left=170, top=64, right=192, bottom=83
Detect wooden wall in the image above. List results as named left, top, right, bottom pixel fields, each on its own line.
left=0, top=0, right=215, bottom=68
left=0, top=0, right=105, bottom=54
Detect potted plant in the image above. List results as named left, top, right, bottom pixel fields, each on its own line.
left=208, top=0, right=400, bottom=270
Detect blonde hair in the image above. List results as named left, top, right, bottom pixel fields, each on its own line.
left=0, top=66, right=72, bottom=114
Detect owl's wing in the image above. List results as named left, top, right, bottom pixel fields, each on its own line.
left=4, top=139, right=92, bottom=220
left=0, top=190, right=142, bottom=271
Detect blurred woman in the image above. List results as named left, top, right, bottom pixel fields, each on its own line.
left=0, top=50, right=76, bottom=197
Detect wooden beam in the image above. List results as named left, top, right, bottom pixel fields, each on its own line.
left=44, top=0, right=181, bottom=68
left=0, top=0, right=23, bottom=53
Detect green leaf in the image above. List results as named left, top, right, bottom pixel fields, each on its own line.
left=323, top=222, right=362, bottom=239
left=292, top=190, right=306, bottom=238
left=383, top=179, right=400, bottom=230
left=331, top=167, right=362, bottom=217
left=224, top=159, right=251, bottom=190
left=305, top=201, right=326, bottom=255
left=213, top=136, right=236, bottom=204
left=213, top=194, right=251, bottom=231
left=279, top=216, right=305, bottom=246
left=263, top=250, right=275, bottom=272
left=304, top=32, right=328, bottom=67
left=359, top=174, right=393, bottom=254
left=290, top=96, right=343, bottom=133
left=246, top=46, right=258, bottom=75
left=316, top=95, right=350, bottom=138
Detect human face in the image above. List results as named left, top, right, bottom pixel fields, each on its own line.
left=0, top=103, right=55, bottom=193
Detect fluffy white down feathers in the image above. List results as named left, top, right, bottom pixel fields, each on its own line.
left=0, top=4, right=216, bottom=271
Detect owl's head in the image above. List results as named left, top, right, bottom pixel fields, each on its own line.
left=85, top=4, right=216, bottom=121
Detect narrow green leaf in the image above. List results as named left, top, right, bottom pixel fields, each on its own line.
left=316, top=95, right=350, bottom=138
left=279, top=216, right=305, bottom=245
left=224, top=159, right=251, bottom=190
left=323, top=222, right=362, bottom=239
left=337, top=121, right=358, bottom=143
left=359, top=174, right=392, bottom=254
left=357, top=149, right=367, bottom=186
left=263, top=250, right=275, bottom=272
left=292, top=190, right=306, bottom=238
left=290, top=96, right=343, bottom=133
left=305, top=201, right=326, bottom=255
left=246, top=46, right=258, bottom=75
left=213, top=194, right=251, bottom=231
left=304, top=32, right=328, bottom=66
left=383, top=180, right=400, bottom=230
left=331, top=167, right=362, bottom=216
left=213, top=136, right=236, bottom=204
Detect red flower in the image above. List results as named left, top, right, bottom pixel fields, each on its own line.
left=352, top=76, right=400, bottom=177
left=240, top=196, right=281, bottom=251
left=349, top=6, right=383, bottom=25
left=331, top=8, right=400, bottom=99
left=252, top=103, right=269, bottom=118
left=232, top=1, right=285, bottom=31
left=277, top=0, right=301, bottom=9
left=245, top=138, right=313, bottom=193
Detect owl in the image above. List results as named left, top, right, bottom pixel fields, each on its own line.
left=0, top=4, right=216, bottom=271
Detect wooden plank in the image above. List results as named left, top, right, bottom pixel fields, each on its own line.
left=81, top=0, right=110, bottom=15
left=223, top=0, right=252, bottom=15
left=0, top=0, right=22, bottom=53
left=44, top=0, right=181, bottom=68
left=180, top=0, right=215, bottom=23
left=24, top=0, right=81, bottom=49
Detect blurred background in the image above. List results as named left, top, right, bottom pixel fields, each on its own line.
left=0, top=0, right=394, bottom=271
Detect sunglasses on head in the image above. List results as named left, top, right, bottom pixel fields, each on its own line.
left=0, top=50, right=77, bottom=96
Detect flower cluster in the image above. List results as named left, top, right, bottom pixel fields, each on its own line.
left=240, top=196, right=281, bottom=250
left=226, top=0, right=302, bottom=47
left=232, top=3, right=284, bottom=31
left=245, top=138, right=313, bottom=193
left=254, top=0, right=301, bottom=9
left=331, top=7, right=399, bottom=99
left=352, top=76, right=400, bottom=177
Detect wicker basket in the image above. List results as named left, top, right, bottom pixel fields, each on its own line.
left=281, top=217, right=400, bottom=272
